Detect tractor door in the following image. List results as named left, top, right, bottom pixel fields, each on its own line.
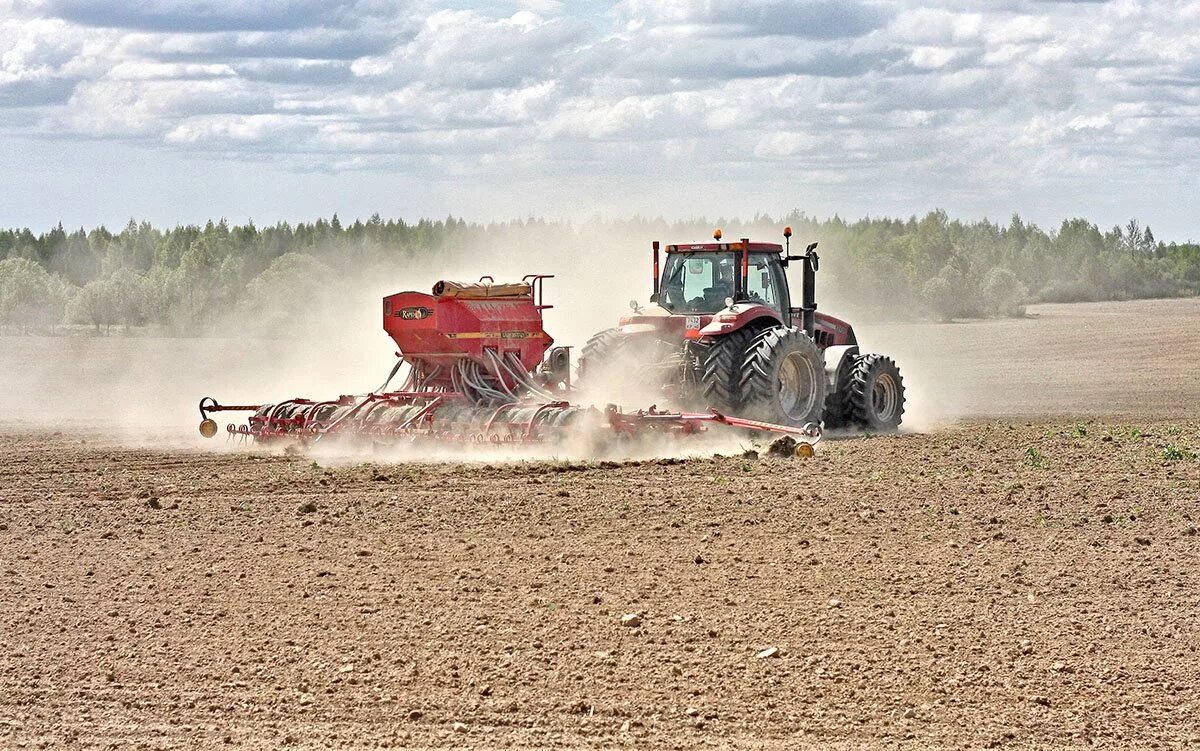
left=746, top=253, right=791, bottom=325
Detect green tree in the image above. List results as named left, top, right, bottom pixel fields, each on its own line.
left=242, top=252, right=334, bottom=332
left=921, top=276, right=956, bottom=322
left=981, top=267, right=1028, bottom=318
left=67, top=279, right=118, bottom=332
left=171, top=236, right=224, bottom=329
left=0, top=258, right=73, bottom=332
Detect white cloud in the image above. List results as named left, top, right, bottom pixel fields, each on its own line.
left=910, top=46, right=958, bottom=69
left=1066, top=114, right=1113, bottom=131
left=754, top=131, right=814, bottom=158
left=164, top=113, right=294, bottom=144
left=615, top=0, right=891, bottom=39
left=0, top=0, right=1199, bottom=236
left=107, top=60, right=236, bottom=80
left=350, top=56, right=392, bottom=77
left=891, top=8, right=982, bottom=43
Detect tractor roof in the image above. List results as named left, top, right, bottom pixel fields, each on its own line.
left=665, top=241, right=783, bottom=253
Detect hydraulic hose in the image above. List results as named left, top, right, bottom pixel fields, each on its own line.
left=376, top=358, right=406, bottom=394
left=503, top=352, right=557, bottom=401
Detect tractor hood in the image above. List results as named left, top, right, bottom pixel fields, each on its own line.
left=697, top=302, right=783, bottom=336
left=615, top=301, right=784, bottom=340
left=617, top=303, right=689, bottom=337
left=618, top=303, right=672, bottom=326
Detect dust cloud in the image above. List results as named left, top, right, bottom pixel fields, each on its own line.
left=8, top=220, right=1189, bottom=455
left=0, top=222, right=767, bottom=456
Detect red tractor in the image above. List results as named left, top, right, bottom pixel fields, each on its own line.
left=577, top=229, right=905, bottom=431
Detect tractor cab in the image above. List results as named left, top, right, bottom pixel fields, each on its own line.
left=657, top=245, right=790, bottom=318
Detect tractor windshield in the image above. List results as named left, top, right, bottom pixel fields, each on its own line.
left=659, top=252, right=786, bottom=314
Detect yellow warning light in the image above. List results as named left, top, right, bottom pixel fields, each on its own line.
left=199, top=419, right=218, bottom=438
left=795, top=442, right=815, bottom=458
left=783, top=226, right=792, bottom=238
left=713, top=228, right=722, bottom=240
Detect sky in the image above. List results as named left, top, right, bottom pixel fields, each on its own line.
left=1, top=0, right=1199, bottom=239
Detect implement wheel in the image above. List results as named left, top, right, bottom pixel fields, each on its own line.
left=738, top=326, right=826, bottom=427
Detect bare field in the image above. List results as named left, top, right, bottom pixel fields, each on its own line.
left=1, top=298, right=1200, bottom=749
left=858, top=297, right=1200, bottom=425
left=3, top=423, right=1200, bottom=749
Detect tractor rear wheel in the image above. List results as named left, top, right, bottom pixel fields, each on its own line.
left=840, top=354, right=905, bottom=431
left=738, top=327, right=826, bottom=427
left=700, top=326, right=762, bottom=413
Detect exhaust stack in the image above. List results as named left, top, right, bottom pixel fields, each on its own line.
left=801, top=241, right=818, bottom=338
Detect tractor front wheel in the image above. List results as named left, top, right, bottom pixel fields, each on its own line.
left=840, top=354, right=905, bottom=431
left=738, top=327, right=827, bottom=427
left=577, top=328, right=623, bottom=384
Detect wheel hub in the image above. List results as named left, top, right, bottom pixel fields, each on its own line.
left=777, top=351, right=817, bottom=420
left=872, top=373, right=899, bottom=421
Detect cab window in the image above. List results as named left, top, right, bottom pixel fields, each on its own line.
left=746, top=253, right=787, bottom=314
left=659, top=251, right=787, bottom=315
left=659, top=253, right=736, bottom=313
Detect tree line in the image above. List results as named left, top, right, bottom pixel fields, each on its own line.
left=0, top=211, right=1196, bottom=334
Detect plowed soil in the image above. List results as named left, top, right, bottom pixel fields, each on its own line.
left=2, top=422, right=1200, bottom=749
left=2, top=298, right=1200, bottom=749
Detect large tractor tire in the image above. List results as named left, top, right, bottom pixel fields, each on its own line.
left=576, top=328, right=623, bottom=384
left=822, top=357, right=854, bottom=429
left=821, top=397, right=847, bottom=430
left=576, top=328, right=664, bottom=405
left=837, top=353, right=905, bottom=431
left=738, top=326, right=827, bottom=427
left=699, top=325, right=763, bottom=413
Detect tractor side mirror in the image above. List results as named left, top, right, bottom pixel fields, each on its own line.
left=806, top=241, right=819, bottom=253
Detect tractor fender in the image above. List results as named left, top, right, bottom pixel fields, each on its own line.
left=824, top=345, right=860, bottom=391
left=815, top=312, right=858, bottom=346
left=697, top=305, right=782, bottom=337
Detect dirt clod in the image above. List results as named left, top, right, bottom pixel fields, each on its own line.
left=766, top=435, right=798, bottom=458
